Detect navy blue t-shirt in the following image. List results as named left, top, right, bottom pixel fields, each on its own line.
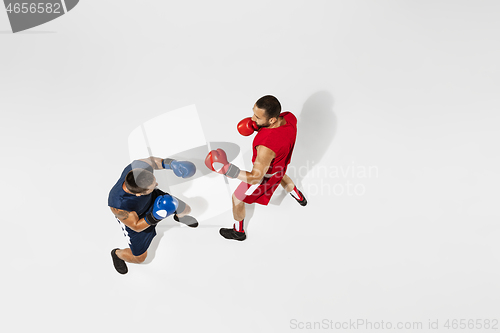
left=108, top=160, right=155, bottom=220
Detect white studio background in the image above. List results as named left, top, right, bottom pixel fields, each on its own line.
left=0, top=1, right=499, bottom=332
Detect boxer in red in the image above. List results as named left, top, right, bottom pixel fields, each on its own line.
left=205, top=95, right=307, bottom=241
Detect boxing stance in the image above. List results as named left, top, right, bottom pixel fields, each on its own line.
left=205, top=95, right=307, bottom=241
left=108, top=156, right=197, bottom=274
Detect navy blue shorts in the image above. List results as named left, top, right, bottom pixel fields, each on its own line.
left=117, top=219, right=157, bottom=256
left=117, top=193, right=187, bottom=256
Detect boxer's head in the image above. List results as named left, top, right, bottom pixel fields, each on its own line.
left=252, top=95, right=281, bottom=128
left=125, top=169, right=158, bottom=196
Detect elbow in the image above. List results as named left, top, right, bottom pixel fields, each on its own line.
left=129, top=222, right=143, bottom=233
left=250, top=178, right=263, bottom=185
left=247, top=174, right=264, bottom=185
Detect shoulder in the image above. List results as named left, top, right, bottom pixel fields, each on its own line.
left=255, top=144, right=276, bottom=158
left=108, top=182, right=126, bottom=206
left=281, top=112, right=297, bottom=124
left=254, top=132, right=280, bottom=156
left=254, top=127, right=273, bottom=145
left=110, top=206, right=130, bottom=218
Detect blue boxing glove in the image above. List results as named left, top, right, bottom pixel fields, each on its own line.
left=162, top=158, right=196, bottom=178
left=144, top=194, right=179, bottom=226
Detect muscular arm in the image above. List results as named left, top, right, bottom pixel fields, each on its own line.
left=137, top=156, right=165, bottom=170
left=110, top=207, right=151, bottom=232
left=237, top=145, right=276, bottom=185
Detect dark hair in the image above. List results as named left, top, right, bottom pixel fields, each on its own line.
left=125, top=169, right=155, bottom=194
left=256, top=95, right=281, bottom=120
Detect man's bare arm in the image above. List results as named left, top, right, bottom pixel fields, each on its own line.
left=110, top=207, right=152, bottom=232
left=137, top=156, right=165, bottom=170
left=237, top=145, right=276, bottom=185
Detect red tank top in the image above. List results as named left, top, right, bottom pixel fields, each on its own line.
left=252, top=112, right=297, bottom=178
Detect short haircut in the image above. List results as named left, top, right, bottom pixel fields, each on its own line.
left=125, top=169, right=155, bottom=194
left=256, top=95, right=281, bottom=120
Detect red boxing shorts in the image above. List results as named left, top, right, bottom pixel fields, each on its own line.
left=234, top=172, right=283, bottom=205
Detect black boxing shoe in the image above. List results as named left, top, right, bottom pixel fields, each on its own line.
left=291, top=189, right=307, bottom=206
left=219, top=228, right=246, bottom=241
left=174, top=214, right=198, bottom=228
left=111, top=248, right=128, bottom=274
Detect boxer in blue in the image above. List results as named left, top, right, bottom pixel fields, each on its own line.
left=108, top=156, right=197, bottom=274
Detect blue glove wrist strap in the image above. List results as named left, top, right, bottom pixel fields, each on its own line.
left=144, top=212, right=161, bottom=226
left=162, top=158, right=175, bottom=169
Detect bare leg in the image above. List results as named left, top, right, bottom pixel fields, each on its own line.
left=116, top=248, right=148, bottom=264
left=219, top=193, right=247, bottom=240
left=173, top=203, right=198, bottom=227
left=280, top=174, right=296, bottom=193
left=281, top=173, right=307, bottom=206
left=232, top=193, right=246, bottom=222
left=176, top=203, right=191, bottom=218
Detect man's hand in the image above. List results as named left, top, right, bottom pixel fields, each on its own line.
left=162, top=158, right=196, bottom=178
left=237, top=117, right=259, bottom=136
left=144, top=195, right=179, bottom=225
left=205, top=148, right=241, bottom=178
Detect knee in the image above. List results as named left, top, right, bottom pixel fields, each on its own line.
left=232, top=194, right=245, bottom=212
left=232, top=193, right=241, bottom=205
left=177, top=203, right=191, bottom=217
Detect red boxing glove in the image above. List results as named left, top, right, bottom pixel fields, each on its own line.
left=237, top=117, right=259, bottom=136
left=205, top=148, right=241, bottom=178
